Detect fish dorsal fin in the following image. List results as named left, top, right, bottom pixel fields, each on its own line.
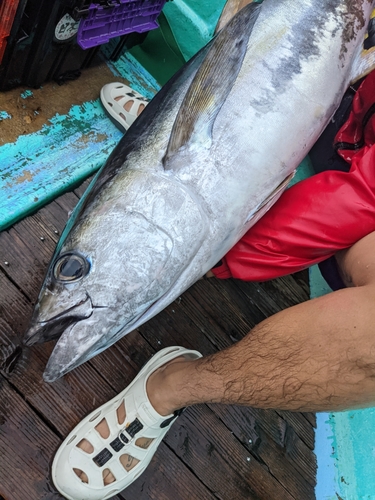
left=163, top=2, right=262, bottom=169
left=215, top=0, right=255, bottom=34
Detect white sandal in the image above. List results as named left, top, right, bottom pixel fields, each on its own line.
left=52, top=346, right=202, bottom=500
left=100, top=82, right=150, bottom=133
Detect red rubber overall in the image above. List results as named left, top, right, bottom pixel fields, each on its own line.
left=212, top=71, right=375, bottom=281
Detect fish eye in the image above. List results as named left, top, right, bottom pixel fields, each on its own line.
left=53, top=253, right=90, bottom=283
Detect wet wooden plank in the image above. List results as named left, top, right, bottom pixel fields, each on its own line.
left=138, top=302, right=218, bottom=355
left=277, top=410, right=316, bottom=451
left=172, top=287, right=242, bottom=350
left=0, top=228, right=53, bottom=301
left=212, top=405, right=315, bottom=499
left=208, top=277, right=269, bottom=328
left=234, top=276, right=309, bottom=319
left=186, top=279, right=254, bottom=339
left=302, top=411, right=317, bottom=428
left=0, top=318, right=22, bottom=374
left=122, top=443, right=217, bottom=500
left=73, top=176, right=93, bottom=198
left=0, top=376, right=63, bottom=500
left=54, top=190, right=80, bottom=216
left=165, top=405, right=294, bottom=500
left=0, top=270, right=32, bottom=336
left=0, top=180, right=317, bottom=499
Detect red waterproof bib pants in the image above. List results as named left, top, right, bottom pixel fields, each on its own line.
left=212, top=71, right=375, bottom=281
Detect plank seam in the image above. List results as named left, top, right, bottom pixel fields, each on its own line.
left=275, top=410, right=315, bottom=451
left=162, top=436, right=223, bottom=500
left=0, top=266, right=32, bottom=303
left=204, top=404, right=299, bottom=500
left=0, top=372, right=64, bottom=440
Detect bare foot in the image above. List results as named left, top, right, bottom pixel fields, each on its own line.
left=146, top=356, right=189, bottom=416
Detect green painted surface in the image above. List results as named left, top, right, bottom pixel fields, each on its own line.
left=130, top=0, right=228, bottom=85
left=290, top=155, right=315, bottom=187
left=163, top=0, right=226, bottom=60
left=129, top=14, right=186, bottom=86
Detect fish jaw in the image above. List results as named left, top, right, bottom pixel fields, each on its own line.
left=24, top=293, right=93, bottom=346
left=41, top=307, right=130, bottom=382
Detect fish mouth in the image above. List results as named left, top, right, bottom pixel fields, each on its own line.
left=42, top=284, right=190, bottom=382
left=23, top=294, right=93, bottom=346
left=42, top=307, right=113, bottom=383
left=42, top=304, right=153, bottom=383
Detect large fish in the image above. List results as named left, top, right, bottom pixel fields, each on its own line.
left=25, top=0, right=375, bottom=382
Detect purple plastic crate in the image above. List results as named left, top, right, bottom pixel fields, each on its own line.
left=77, top=0, right=167, bottom=49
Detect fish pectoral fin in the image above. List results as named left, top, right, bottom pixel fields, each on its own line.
left=163, top=2, right=262, bottom=169
left=246, top=171, right=296, bottom=225
left=350, top=46, right=375, bottom=84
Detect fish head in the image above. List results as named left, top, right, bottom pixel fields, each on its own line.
left=24, top=199, right=181, bottom=382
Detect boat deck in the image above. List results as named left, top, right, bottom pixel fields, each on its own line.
left=0, top=179, right=316, bottom=499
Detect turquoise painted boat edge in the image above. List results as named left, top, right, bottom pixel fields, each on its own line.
left=101, top=50, right=161, bottom=98
left=315, top=413, right=338, bottom=500
left=0, top=110, right=11, bottom=120
left=309, top=266, right=338, bottom=500
left=310, top=255, right=375, bottom=499
left=0, top=53, right=159, bottom=232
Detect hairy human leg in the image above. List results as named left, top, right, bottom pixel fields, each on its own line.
left=148, top=231, right=375, bottom=415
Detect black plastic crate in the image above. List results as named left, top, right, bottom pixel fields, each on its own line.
left=0, top=0, right=151, bottom=90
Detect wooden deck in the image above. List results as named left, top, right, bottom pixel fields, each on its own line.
left=0, top=178, right=317, bottom=500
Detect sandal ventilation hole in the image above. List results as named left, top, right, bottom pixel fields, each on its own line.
left=135, top=437, right=154, bottom=450
left=95, top=418, right=110, bottom=439
left=116, top=401, right=126, bottom=425
left=102, top=468, right=116, bottom=485
left=73, top=468, right=89, bottom=484
left=124, top=100, right=135, bottom=112
left=120, top=454, right=140, bottom=472
left=77, top=438, right=94, bottom=454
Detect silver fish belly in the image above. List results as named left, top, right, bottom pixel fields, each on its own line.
left=24, top=0, right=373, bottom=381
